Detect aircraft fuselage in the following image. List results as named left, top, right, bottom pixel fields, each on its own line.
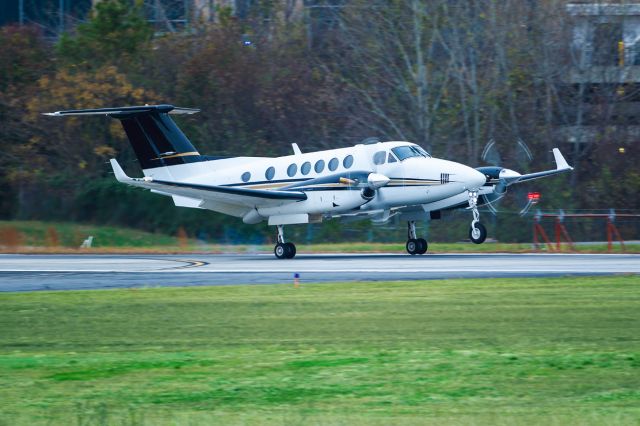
left=141, top=141, right=487, bottom=225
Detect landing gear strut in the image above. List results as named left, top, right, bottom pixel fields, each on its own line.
left=406, top=221, right=428, bottom=255
left=468, top=190, right=487, bottom=244
left=274, top=225, right=296, bottom=259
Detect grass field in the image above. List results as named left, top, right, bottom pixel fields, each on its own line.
left=0, top=221, right=178, bottom=248
left=0, top=220, right=634, bottom=253
left=1, top=276, right=639, bottom=425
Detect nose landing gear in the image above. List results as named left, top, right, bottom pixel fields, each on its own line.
left=468, top=190, right=487, bottom=244
left=274, top=225, right=296, bottom=259
left=406, top=221, right=428, bottom=255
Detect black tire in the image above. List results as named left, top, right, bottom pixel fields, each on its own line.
left=274, top=243, right=287, bottom=259
left=406, top=239, right=418, bottom=255
left=469, top=222, right=487, bottom=244
left=417, top=238, right=428, bottom=254
left=284, top=242, right=296, bottom=259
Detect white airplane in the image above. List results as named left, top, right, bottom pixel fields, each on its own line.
left=46, top=104, right=573, bottom=258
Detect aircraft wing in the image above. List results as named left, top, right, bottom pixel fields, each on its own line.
left=500, top=148, right=574, bottom=186
left=109, top=159, right=306, bottom=207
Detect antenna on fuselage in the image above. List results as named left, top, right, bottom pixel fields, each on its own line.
left=361, top=137, right=381, bottom=145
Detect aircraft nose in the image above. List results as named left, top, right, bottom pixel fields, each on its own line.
left=460, top=166, right=486, bottom=190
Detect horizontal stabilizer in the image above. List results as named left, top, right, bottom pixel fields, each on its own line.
left=44, top=104, right=199, bottom=117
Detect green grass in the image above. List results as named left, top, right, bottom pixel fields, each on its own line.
left=0, top=276, right=639, bottom=425
left=0, top=220, right=178, bottom=248
left=0, top=220, right=633, bottom=253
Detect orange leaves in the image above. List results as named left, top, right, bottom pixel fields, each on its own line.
left=93, top=145, right=117, bottom=158
left=23, top=66, right=156, bottom=179
left=28, top=66, right=154, bottom=116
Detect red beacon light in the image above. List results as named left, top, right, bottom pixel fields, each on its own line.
left=527, top=192, right=541, bottom=204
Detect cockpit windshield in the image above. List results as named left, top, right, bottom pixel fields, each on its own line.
left=391, top=145, right=431, bottom=161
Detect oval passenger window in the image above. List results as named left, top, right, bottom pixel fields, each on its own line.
left=328, top=158, right=339, bottom=171
left=265, top=166, right=275, bottom=180
left=301, top=161, right=311, bottom=175
left=287, top=163, right=297, bottom=177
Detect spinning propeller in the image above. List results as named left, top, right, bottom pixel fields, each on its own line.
left=476, top=138, right=534, bottom=213
left=476, top=139, right=573, bottom=214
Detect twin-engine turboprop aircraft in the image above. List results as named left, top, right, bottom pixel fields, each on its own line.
left=45, top=104, right=573, bottom=258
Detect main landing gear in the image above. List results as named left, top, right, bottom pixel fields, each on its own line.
left=274, top=225, right=296, bottom=259
left=468, top=190, right=487, bottom=244
left=406, top=221, right=428, bottom=255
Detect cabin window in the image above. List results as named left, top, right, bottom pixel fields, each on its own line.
left=388, top=153, right=397, bottom=163
left=328, top=157, right=339, bottom=171
left=265, top=166, right=275, bottom=180
left=287, top=163, right=297, bottom=177
left=414, top=146, right=431, bottom=157
left=314, top=159, right=325, bottom=173
left=241, top=172, right=251, bottom=182
left=373, top=151, right=386, bottom=165
left=343, top=155, right=354, bottom=169
left=301, top=161, right=311, bottom=175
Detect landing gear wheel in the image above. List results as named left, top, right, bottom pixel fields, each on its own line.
left=416, top=238, right=428, bottom=254
left=406, top=239, right=419, bottom=255
left=406, top=238, right=428, bottom=255
left=469, top=222, right=487, bottom=244
left=274, top=243, right=287, bottom=259
left=275, top=242, right=296, bottom=259
left=284, top=242, right=296, bottom=259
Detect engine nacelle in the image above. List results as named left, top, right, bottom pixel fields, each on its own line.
left=361, top=187, right=375, bottom=200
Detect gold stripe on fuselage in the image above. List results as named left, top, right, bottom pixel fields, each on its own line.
left=244, top=182, right=298, bottom=190
left=154, top=151, right=200, bottom=160
left=237, top=179, right=445, bottom=191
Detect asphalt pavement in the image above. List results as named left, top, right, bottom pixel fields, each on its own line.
left=0, top=253, right=638, bottom=291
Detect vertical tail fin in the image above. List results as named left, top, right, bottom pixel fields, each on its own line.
left=45, top=104, right=202, bottom=170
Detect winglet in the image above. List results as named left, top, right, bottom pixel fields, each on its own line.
left=109, top=159, right=131, bottom=183
left=552, top=148, right=573, bottom=171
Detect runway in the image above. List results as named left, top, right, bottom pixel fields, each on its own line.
left=0, top=253, right=638, bottom=291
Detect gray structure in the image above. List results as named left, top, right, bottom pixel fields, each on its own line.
left=561, top=3, right=640, bottom=146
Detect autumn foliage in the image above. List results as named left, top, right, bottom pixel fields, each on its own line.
left=0, top=0, right=638, bottom=243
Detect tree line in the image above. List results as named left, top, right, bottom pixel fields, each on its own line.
left=0, top=0, right=637, bottom=243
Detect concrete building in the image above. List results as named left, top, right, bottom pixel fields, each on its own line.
left=561, top=3, right=640, bottom=146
